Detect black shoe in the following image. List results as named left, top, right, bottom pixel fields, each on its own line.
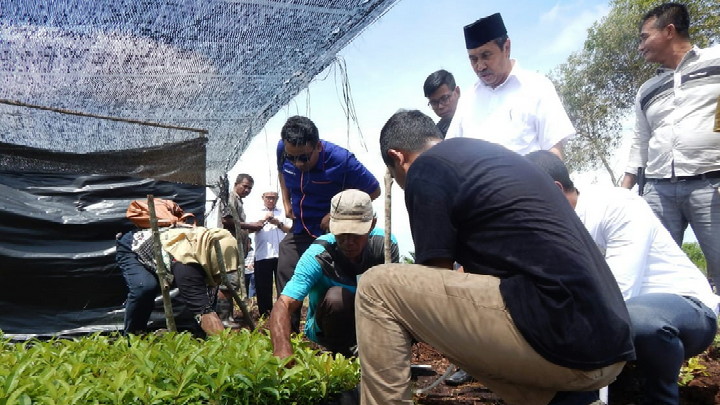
left=444, top=368, right=474, bottom=386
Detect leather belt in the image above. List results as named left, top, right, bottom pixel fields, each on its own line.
left=649, top=170, right=720, bottom=183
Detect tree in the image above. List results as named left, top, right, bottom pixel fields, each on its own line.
left=551, top=0, right=720, bottom=183
left=682, top=242, right=708, bottom=274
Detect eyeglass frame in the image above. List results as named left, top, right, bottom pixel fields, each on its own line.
left=427, top=92, right=454, bottom=108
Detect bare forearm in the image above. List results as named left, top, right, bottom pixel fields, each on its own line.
left=269, top=296, right=301, bottom=358
left=621, top=173, right=637, bottom=189
left=278, top=174, right=294, bottom=219
left=199, top=312, right=224, bottom=335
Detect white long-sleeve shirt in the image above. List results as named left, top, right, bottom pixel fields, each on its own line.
left=574, top=186, right=718, bottom=313
left=446, top=62, right=575, bottom=155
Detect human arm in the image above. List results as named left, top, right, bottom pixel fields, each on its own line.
left=623, top=93, right=651, bottom=188
left=536, top=77, right=575, bottom=154
left=269, top=294, right=304, bottom=358
left=424, top=258, right=454, bottom=270
left=198, top=312, right=225, bottom=335
left=278, top=173, right=294, bottom=220
left=239, top=221, right=263, bottom=232
left=404, top=155, right=460, bottom=266
left=266, top=213, right=291, bottom=233
left=620, top=173, right=637, bottom=189
left=596, top=191, right=652, bottom=299
left=368, top=186, right=381, bottom=200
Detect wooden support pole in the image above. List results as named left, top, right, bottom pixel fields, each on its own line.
left=214, top=240, right=255, bottom=330
left=147, top=195, right=177, bottom=332
left=384, top=169, right=393, bottom=264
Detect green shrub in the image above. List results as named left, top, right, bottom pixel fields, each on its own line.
left=682, top=242, right=707, bottom=274
left=0, top=330, right=359, bottom=404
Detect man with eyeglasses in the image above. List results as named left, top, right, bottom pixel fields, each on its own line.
left=424, top=69, right=460, bottom=137
left=446, top=13, right=574, bottom=159
left=276, top=115, right=381, bottom=333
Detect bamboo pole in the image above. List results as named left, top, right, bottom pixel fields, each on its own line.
left=147, top=195, right=177, bottom=332
left=214, top=240, right=255, bottom=330
left=384, top=169, right=393, bottom=264
left=0, top=98, right=208, bottom=136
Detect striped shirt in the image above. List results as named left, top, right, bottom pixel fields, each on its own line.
left=627, top=45, right=720, bottom=178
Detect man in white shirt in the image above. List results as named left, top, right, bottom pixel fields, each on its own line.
left=250, top=191, right=291, bottom=317
left=620, top=3, right=720, bottom=286
left=528, top=150, right=719, bottom=405
left=446, top=12, right=574, bottom=159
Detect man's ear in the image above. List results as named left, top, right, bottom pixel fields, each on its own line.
left=387, top=148, right=405, bottom=166
left=554, top=180, right=565, bottom=192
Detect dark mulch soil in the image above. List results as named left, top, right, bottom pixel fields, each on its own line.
left=235, top=303, right=720, bottom=404
left=411, top=342, right=720, bottom=405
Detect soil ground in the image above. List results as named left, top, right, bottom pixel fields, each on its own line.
left=237, top=298, right=720, bottom=404
left=410, top=342, right=720, bottom=405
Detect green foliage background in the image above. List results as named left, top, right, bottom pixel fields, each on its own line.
left=0, top=330, right=359, bottom=405
left=551, top=0, right=720, bottom=184
left=682, top=242, right=708, bottom=274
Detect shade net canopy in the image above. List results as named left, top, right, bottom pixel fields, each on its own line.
left=0, top=0, right=397, bottom=336
left=0, top=0, right=397, bottom=186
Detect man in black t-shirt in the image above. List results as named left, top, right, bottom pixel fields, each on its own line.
left=355, top=110, right=635, bottom=405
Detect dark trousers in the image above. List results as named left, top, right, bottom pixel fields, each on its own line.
left=277, top=232, right=316, bottom=333
left=172, top=261, right=216, bottom=316
left=315, top=286, right=356, bottom=357
left=254, top=257, right=278, bottom=317
left=117, top=231, right=159, bottom=334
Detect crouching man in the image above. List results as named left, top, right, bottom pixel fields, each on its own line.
left=269, top=189, right=399, bottom=358
left=359, top=110, right=635, bottom=405
left=528, top=150, right=719, bottom=405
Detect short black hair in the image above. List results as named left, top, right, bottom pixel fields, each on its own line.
left=235, top=173, right=253, bottom=185
left=280, top=116, right=320, bottom=146
left=379, top=110, right=443, bottom=166
left=525, top=150, right=575, bottom=192
left=493, top=35, right=509, bottom=50
left=642, top=2, right=690, bottom=39
left=423, top=70, right=456, bottom=97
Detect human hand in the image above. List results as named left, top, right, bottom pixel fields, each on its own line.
left=320, top=213, right=331, bottom=232
left=273, top=347, right=294, bottom=360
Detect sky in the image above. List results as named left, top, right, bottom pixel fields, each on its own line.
left=226, top=0, right=618, bottom=257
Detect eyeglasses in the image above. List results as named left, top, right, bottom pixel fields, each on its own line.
left=284, top=152, right=313, bottom=163
left=427, top=93, right=453, bottom=108
left=263, top=195, right=278, bottom=199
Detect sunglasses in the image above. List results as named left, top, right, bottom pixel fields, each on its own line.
left=284, top=152, right=313, bottom=163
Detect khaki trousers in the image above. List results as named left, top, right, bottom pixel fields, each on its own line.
left=355, top=264, right=625, bottom=405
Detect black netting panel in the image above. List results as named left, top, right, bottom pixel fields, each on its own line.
left=0, top=0, right=398, bottom=185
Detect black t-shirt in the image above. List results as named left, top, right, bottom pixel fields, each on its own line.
left=436, top=117, right=451, bottom=138
left=405, top=138, right=635, bottom=370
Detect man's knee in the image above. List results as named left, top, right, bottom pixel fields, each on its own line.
left=320, top=286, right=355, bottom=314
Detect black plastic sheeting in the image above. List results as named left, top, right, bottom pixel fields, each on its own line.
left=0, top=137, right=207, bottom=185
left=0, top=173, right=206, bottom=336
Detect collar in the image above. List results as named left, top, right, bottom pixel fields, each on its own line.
left=655, top=44, right=700, bottom=75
